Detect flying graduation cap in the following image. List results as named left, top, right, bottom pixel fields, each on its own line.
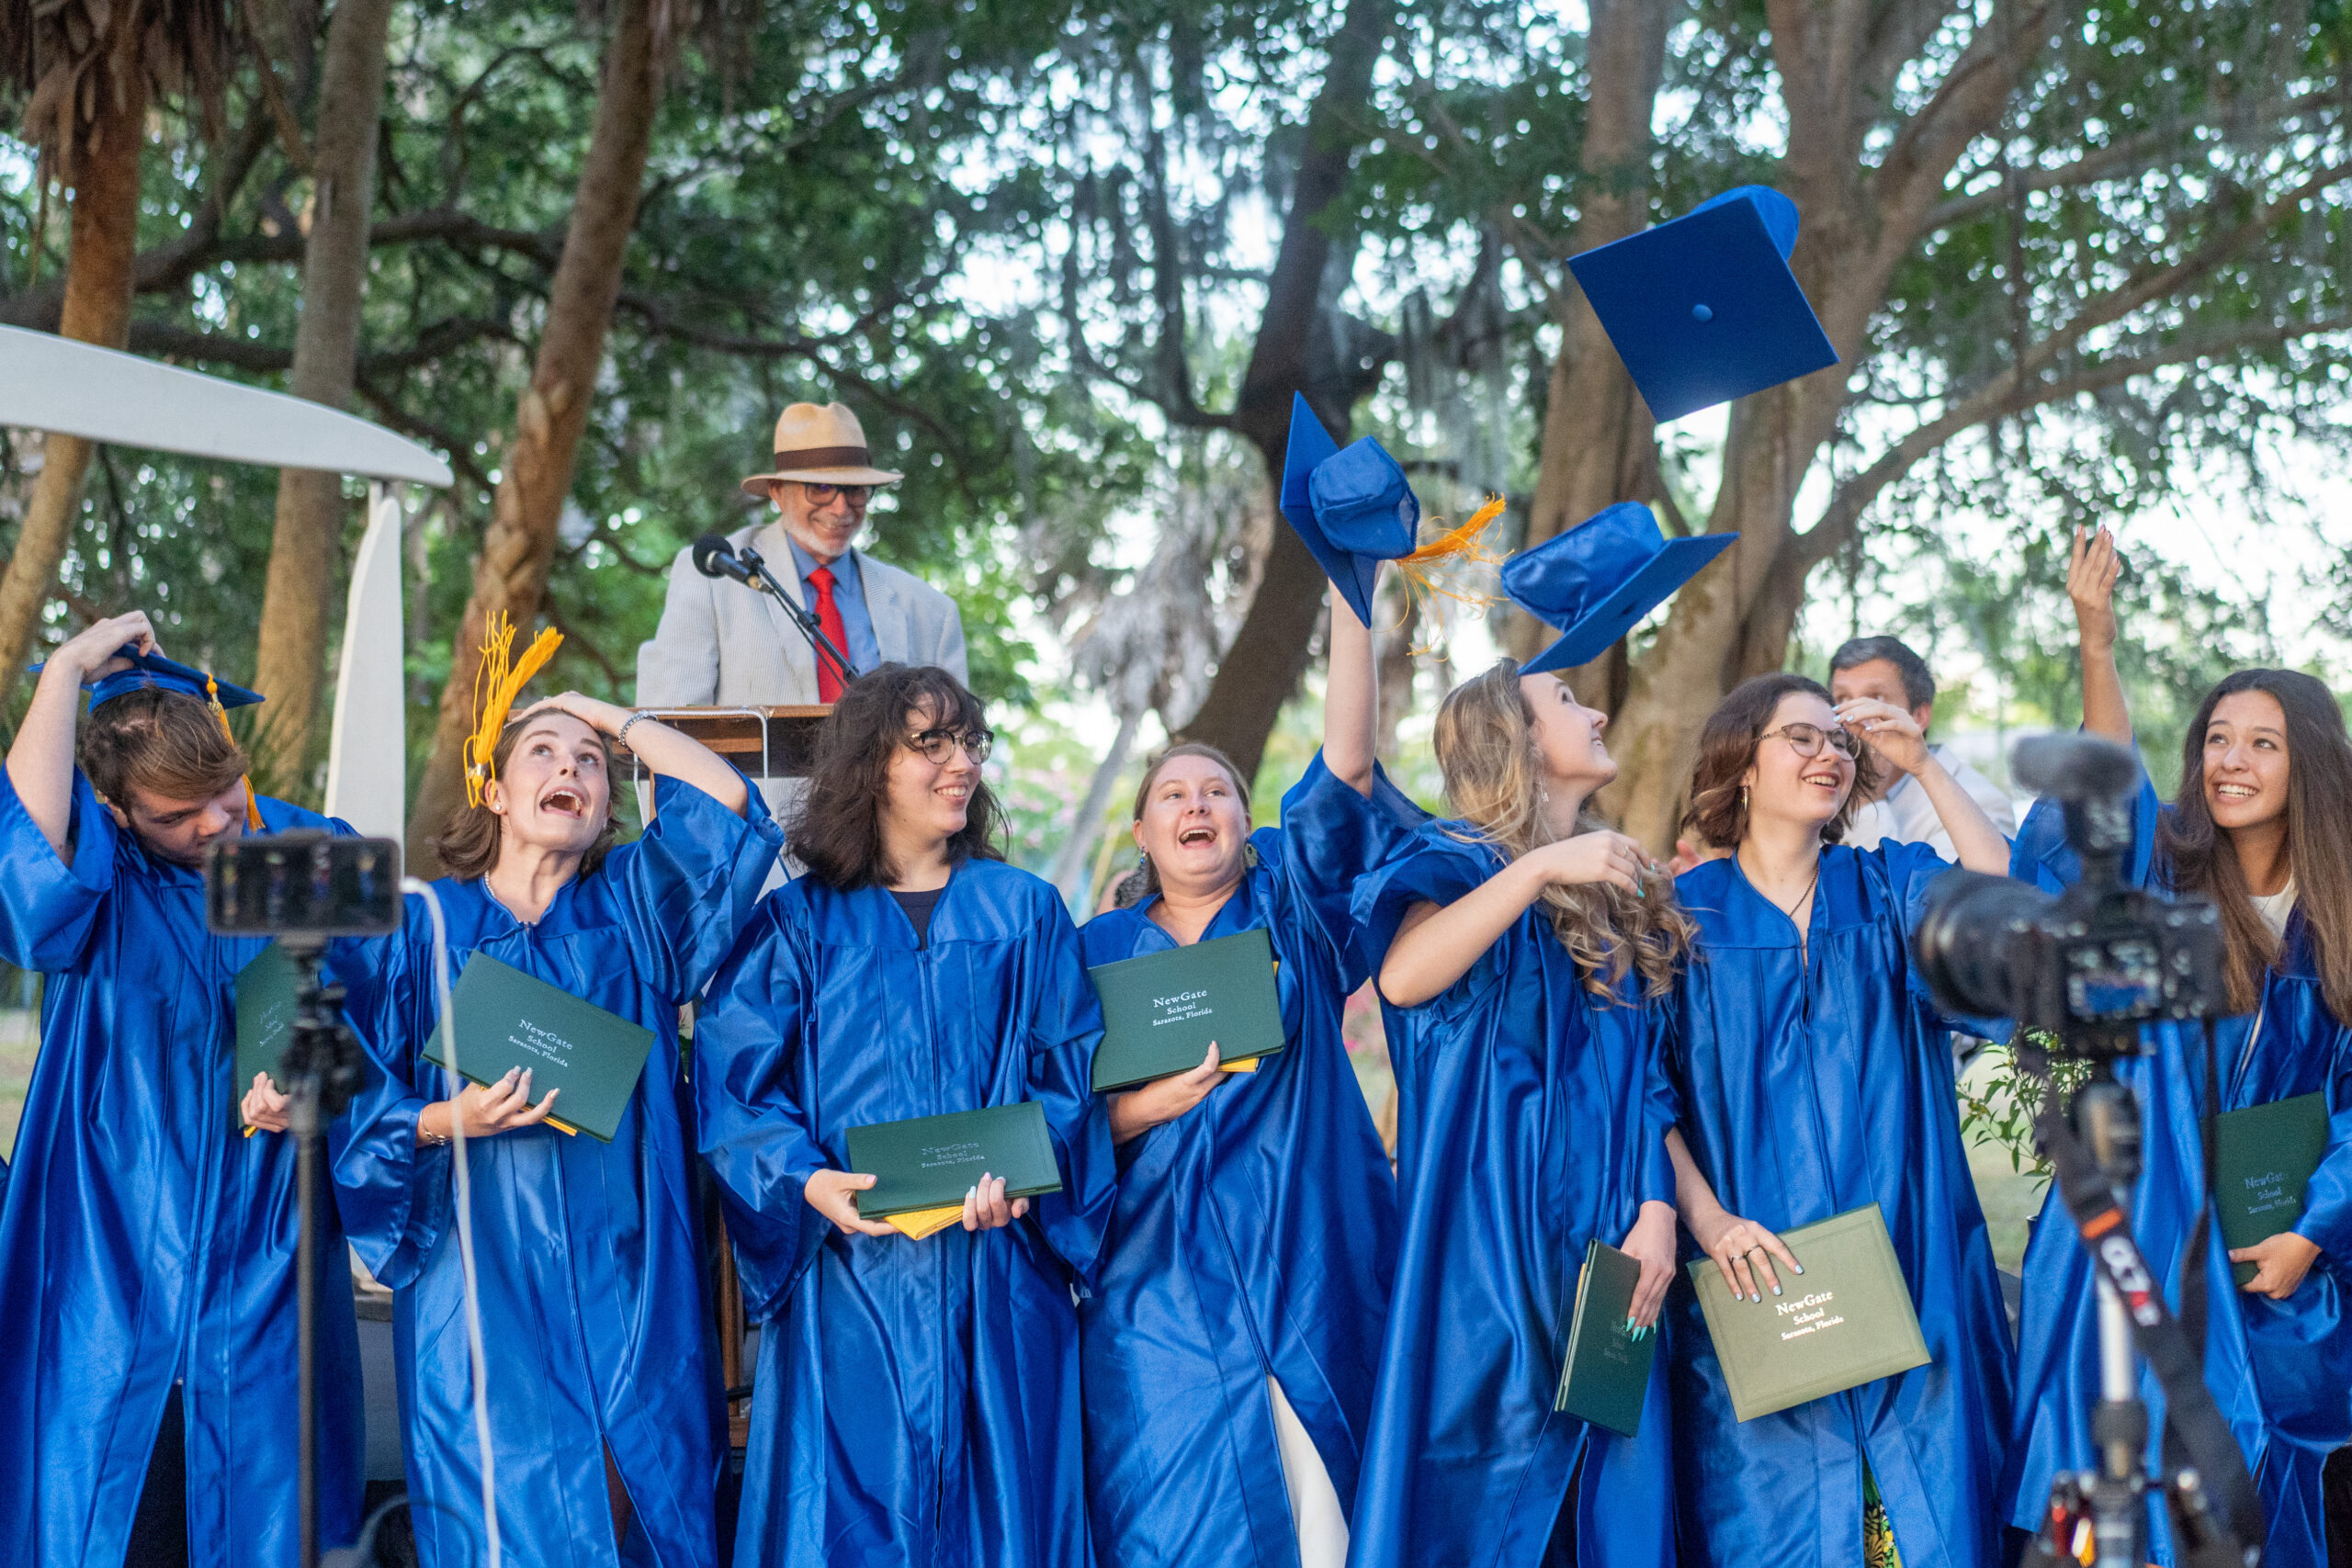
left=1277, top=392, right=1420, bottom=626
left=1566, top=186, right=1839, bottom=424
left=1504, top=503, right=1736, bottom=675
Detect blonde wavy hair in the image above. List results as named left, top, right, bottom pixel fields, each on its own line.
left=1433, top=660, right=1695, bottom=998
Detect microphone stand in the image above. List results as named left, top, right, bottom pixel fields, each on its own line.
left=733, top=545, right=858, bottom=694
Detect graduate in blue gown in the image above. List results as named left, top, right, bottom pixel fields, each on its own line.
left=1075, top=576, right=1406, bottom=1568
left=0, top=612, right=366, bottom=1565
left=1999, top=526, right=2352, bottom=1568
left=332, top=619, right=779, bottom=1568
left=1660, top=671, right=2015, bottom=1568
left=1346, top=507, right=1739, bottom=1568
left=695, top=663, right=1117, bottom=1568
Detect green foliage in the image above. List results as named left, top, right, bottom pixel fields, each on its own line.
left=1957, top=1033, right=2093, bottom=1182
left=2, top=0, right=2346, bottom=841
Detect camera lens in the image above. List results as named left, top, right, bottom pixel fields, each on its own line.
left=1912, top=870, right=2055, bottom=1021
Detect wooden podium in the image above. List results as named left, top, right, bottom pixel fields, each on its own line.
left=632, top=705, right=831, bottom=1449
left=623, top=704, right=831, bottom=781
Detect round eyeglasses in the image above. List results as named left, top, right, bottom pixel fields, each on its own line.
left=906, top=727, right=993, bottom=765
left=1761, top=722, right=1860, bottom=761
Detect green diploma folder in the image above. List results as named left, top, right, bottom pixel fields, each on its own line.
left=1086, top=927, right=1285, bottom=1092
left=844, top=1101, right=1064, bottom=1219
left=1554, top=1238, right=1655, bottom=1438
left=420, top=953, right=654, bottom=1144
left=234, top=942, right=303, bottom=1129
left=1687, top=1202, right=1930, bottom=1422
left=2214, top=1091, right=2331, bottom=1286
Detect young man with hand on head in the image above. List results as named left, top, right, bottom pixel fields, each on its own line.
left=0, top=610, right=367, bottom=1567
left=1828, top=635, right=2017, bottom=857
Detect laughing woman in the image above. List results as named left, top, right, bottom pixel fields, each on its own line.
left=2000, top=527, right=2352, bottom=1568
left=1662, top=671, right=2014, bottom=1568
left=1347, top=509, right=1716, bottom=1568
left=329, top=619, right=781, bottom=1567
left=695, top=663, right=1115, bottom=1568
left=1074, top=574, right=1407, bottom=1568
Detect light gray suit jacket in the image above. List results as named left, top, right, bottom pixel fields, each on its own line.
left=634, top=519, right=967, bottom=822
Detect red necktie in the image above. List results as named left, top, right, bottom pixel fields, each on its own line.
left=808, top=565, right=851, bottom=703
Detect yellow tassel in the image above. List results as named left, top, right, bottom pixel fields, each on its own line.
left=1400, top=494, right=1508, bottom=568
left=1390, top=495, right=1508, bottom=652
left=207, top=672, right=265, bottom=830
left=463, top=612, right=566, bottom=809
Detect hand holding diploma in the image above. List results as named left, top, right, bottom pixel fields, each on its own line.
left=242, top=1072, right=291, bottom=1134
left=2231, top=1231, right=2322, bottom=1300
left=415, top=1066, right=560, bottom=1145
left=1617, top=1200, right=1679, bottom=1329
left=1106, top=1042, right=1226, bottom=1146
left=1690, top=1208, right=1803, bottom=1303
left=959, top=1174, right=1030, bottom=1233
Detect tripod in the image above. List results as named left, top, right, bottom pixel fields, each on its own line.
left=2022, top=1056, right=2260, bottom=1568
left=274, top=938, right=368, bottom=1568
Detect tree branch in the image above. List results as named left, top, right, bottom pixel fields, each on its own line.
left=1796, top=312, right=2352, bottom=574
left=1926, top=87, right=2346, bottom=231
left=123, top=314, right=518, bottom=375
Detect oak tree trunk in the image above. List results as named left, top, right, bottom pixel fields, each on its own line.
left=1574, top=0, right=2054, bottom=850
left=249, top=0, right=398, bottom=794
left=404, top=0, right=670, bottom=869
left=1169, top=0, right=1395, bottom=785
left=1508, top=0, right=1677, bottom=718
left=0, top=73, right=148, bottom=714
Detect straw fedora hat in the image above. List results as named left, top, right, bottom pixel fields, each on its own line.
left=739, top=402, right=905, bottom=495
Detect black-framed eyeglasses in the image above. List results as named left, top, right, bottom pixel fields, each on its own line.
left=798, top=481, right=874, bottom=505
left=1762, top=722, right=1860, bottom=760
left=907, top=726, right=993, bottom=765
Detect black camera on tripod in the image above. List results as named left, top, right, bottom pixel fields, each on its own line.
left=1903, top=734, right=2261, bottom=1568
left=205, top=831, right=403, bottom=1568
left=1913, top=732, right=2228, bottom=1057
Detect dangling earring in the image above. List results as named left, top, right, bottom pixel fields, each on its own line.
left=1739, top=784, right=1750, bottom=812
left=1242, top=841, right=1261, bottom=871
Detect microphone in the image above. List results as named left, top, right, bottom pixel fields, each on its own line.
left=685, top=533, right=860, bottom=694
left=692, top=534, right=754, bottom=585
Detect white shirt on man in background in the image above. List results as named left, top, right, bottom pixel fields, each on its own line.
left=1844, top=742, right=2018, bottom=859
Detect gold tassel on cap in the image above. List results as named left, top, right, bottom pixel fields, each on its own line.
left=205, top=673, right=266, bottom=830
left=1392, top=495, right=1508, bottom=652
left=463, top=612, right=566, bottom=808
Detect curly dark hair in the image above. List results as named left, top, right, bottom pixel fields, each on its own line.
left=787, top=663, right=1006, bottom=890
left=1682, top=672, right=1880, bottom=850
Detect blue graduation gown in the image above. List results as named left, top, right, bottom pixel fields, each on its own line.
left=2000, top=775, right=2352, bottom=1568
left=1073, top=756, right=1402, bottom=1568
left=695, top=858, right=1118, bottom=1568
left=1344, top=820, right=1680, bottom=1568
left=0, top=768, right=365, bottom=1567
left=332, top=775, right=780, bottom=1568
left=1664, top=845, right=2014, bottom=1568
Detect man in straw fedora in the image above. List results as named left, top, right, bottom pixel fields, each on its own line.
left=637, top=401, right=968, bottom=812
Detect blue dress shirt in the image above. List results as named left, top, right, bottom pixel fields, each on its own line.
left=785, top=537, right=880, bottom=678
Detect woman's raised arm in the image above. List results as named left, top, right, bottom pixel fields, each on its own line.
left=2069, top=525, right=2132, bottom=745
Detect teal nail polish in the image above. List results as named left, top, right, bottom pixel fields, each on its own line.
left=1771, top=1284, right=1782, bottom=1296
left=1793, top=1263, right=1804, bottom=1274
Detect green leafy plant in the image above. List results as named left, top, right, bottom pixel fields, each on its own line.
left=1958, top=1032, right=2092, bottom=1183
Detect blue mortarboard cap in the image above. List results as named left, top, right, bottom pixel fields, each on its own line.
left=1277, top=392, right=1420, bottom=626
left=1504, top=503, right=1737, bottom=674
left=28, top=646, right=266, bottom=711
left=1566, top=186, right=1839, bottom=423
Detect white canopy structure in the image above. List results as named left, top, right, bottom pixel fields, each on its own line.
left=0, top=324, right=452, bottom=840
